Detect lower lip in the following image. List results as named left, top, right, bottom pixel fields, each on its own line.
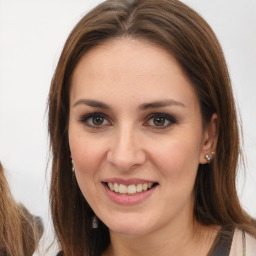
left=103, top=183, right=158, bottom=205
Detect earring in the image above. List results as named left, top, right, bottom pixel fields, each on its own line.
left=205, top=152, right=215, bottom=164
left=92, top=215, right=99, bottom=229
left=205, top=154, right=211, bottom=162
left=71, top=160, right=75, bottom=173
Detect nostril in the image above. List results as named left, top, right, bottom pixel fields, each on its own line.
left=106, top=149, right=146, bottom=172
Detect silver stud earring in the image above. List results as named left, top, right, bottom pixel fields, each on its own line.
left=205, top=152, right=215, bottom=164
left=205, top=154, right=211, bottom=162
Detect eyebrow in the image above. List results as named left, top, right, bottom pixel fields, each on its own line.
left=139, top=99, right=186, bottom=110
left=72, top=99, right=185, bottom=110
left=73, top=99, right=110, bottom=109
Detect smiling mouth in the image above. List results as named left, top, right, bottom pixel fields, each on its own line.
left=105, top=182, right=158, bottom=195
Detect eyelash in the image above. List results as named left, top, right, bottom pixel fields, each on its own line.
left=79, top=112, right=177, bottom=129
left=145, top=113, right=177, bottom=129
left=79, top=112, right=110, bottom=128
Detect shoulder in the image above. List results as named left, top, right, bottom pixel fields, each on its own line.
left=230, top=229, right=256, bottom=256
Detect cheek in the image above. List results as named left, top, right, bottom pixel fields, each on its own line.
left=70, top=137, right=104, bottom=176
left=149, top=132, right=202, bottom=181
left=69, top=131, right=104, bottom=197
left=69, top=136, right=105, bottom=205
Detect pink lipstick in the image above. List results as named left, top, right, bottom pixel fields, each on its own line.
left=102, top=178, right=158, bottom=205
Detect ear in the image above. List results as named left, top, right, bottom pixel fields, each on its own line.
left=199, top=113, right=218, bottom=164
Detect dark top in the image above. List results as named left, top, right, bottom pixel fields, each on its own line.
left=208, top=226, right=235, bottom=256
left=56, top=226, right=235, bottom=256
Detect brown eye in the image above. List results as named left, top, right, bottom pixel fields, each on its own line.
left=153, top=117, right=166, bottom=126
left=92, top=116, right=104, bottom=125
left=145, top=113, right=177, bottom=129
left=80, top=112, right=110, bottom=128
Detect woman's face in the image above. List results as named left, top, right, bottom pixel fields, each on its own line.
left=69, top=38, right=215, bottom=236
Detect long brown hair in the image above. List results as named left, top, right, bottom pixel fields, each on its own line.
left=0, top=162, right=43, bottom=256
left=48, top=0, right=256, bottom=255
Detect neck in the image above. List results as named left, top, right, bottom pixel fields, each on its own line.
left=104, top=217, right=219, bottom=256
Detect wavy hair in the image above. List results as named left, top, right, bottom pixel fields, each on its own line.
left=0, top=162, right=43, bottom=256
left=48, top=0, right=256, bottom=255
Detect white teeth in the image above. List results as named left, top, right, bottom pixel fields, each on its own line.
left=119, top=184, right=127, bottom=194
left=107, top=182, right=154, bottom=195
left=136, top=184, right=143, bottom=192
left=127, top=185, right=136, bottom=194
left=114, top=183, right=119, bottom=193
left=108, top=182, right=114, bottom=190
left=143, top=183, right=148, bottom=191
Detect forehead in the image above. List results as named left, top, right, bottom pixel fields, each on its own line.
left=70, top=38, right=199, bottom=109
left=72, top=38, right=183, bottom=83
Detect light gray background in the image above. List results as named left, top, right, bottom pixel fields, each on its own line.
left=0, top=1, right=255, bottom=255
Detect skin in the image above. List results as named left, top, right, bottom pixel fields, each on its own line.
left=69, top=38, right=218, bottom=256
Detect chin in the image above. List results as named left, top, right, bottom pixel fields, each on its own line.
left=104, top=216, right=154, bottom=236
left=110, top=225, right=149, bottom=236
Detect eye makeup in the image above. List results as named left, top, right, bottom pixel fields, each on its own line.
left=79, top=112, right=111, bottom=128
left=144, top=113, right=177, bottom=129
left=79, top=111, right=177, bottom=130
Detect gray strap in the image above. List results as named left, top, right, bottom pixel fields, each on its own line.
left=208, top=226, right=235, bottom=256
left=242, top=229, right=246, bottom=256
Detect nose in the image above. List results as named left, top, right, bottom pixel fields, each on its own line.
left=107, top=126, right=146, bottom=172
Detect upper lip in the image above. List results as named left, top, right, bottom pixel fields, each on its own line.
left=102, top=178, right=158, bottom=186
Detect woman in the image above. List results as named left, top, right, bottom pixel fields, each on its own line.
left=0, top=162, right=43, bottom=256
left=48, top=0, right=256, bottom=255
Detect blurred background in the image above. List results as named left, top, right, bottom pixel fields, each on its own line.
left=0, top=0, right=255, bottom=255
